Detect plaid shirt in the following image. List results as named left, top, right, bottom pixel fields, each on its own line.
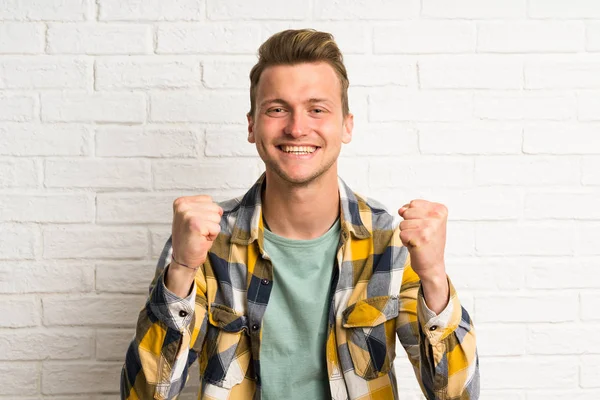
left=121, top=174, right=480, bottom=400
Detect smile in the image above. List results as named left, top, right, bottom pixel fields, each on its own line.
left=277, top=145, right=319, bottom=155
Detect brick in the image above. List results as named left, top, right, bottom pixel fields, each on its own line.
left=205, top=126, right=256, bottom=157
left=0, top=329, right=93, bottom=360
left=97, top=193, right=174, bottom=224
left=478, top=22, right=584, bottom=53
left=578, top=223, right=600, bottom=256
left=0, top=124, right=91, bottom=156
left=42, top=226, right=147, bottom=260
left=581, top=356, right=600, bottom=387
left=0, top=296, right=40, bottom=327
left=42, top=361, right=123, bottom=394
left=96, top=329, right=133, bottom=361
left=98, top=0, right=202, bottom=21
left=529, top=0, right=600, bottom=18
left=481, top=357, right=577, bottom=389
left=583, top=157, right=600, bottom=185
left=579, top=91, right=600, bottom=121
left=525, top=192, right=600, bottom=220
left=370, top=157, right=473, bottom=188
left=95, top=57, right=201, bottom=90
left=96, top=126, right=199, bottom=158
left=0, top=224, right=39, bottom=260
left=369, top=90, right=472, bottom=122
left=527, top=259, right=600, bottom=289
left=475, top=156, right=580, bottom=186
left=476, top=324, right=526, bottom=356
left=0, top=23, right=44, bottom=53
left=47, top=24, right=152, bottom=54
left=345, top=56, right=415, bottom=87
left=96, top=261, right=156, bottom=294
left=0, top=94, right=36, bottom=122
left=419, top=55, right=522, bottom=89
left=581, top=293, right=600, bottom=321
left=374, top=22, right=475, bottom=54
left=203, top=58, right=255, bottom=89
left=445, top=257, right=524, bottom=290
left=41, top=92, right=145, bottom=123
left=526, top=60, right=600, bottom=89
left=528, top=391, right=600, bottom=400
left=0, top=194, right=94, bottom=223
left=475, top=222, right=575, bottom=256
left=153, top=159, right=261, bottom=190
left=0, top=56, right=91, bottom=89
left=528, top=324, right=600, bottom=355
left=150, top=91, right=248, bottom=123
left=208, top=0, right=307, bottom=20
left=476, top=294, right=577, bottom=323
left=438, top=187, right=522, bottom=221
left=0, top=261, right=94, bottom=293
left=315, top=0, right=419, bottom=20
left=524, top=123, right=600, bottom=154
left=259, top=22, right=369, bottom=55
left=0, top=0, right=89, bottom=20
left=42, top=294, right=146, bottom=326
left=423, top=0, right=525, bottom=18
left=45, top=159, right=150, bottom=189
left=419, top=122, right=522, bottom=155
left=341, top=124, right=419, bottom=157
left=445, top=222, right=477, bottom=256
left=474, top=92, right=575, bottom=120
left=0, top=362, right=38, bottom=395
left=588, top=23, right=600, bottom=51
left=0, top=159, right=38, bottom=188
left=157, top=23, right=261, bottom=54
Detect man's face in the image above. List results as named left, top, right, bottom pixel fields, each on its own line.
left=247, top=62, right=353, bottom=186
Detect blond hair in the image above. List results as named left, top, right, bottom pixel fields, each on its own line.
left=248, top=29, right=350, bottom=118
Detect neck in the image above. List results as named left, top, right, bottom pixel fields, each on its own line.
left=261, top=169, right=340, bottom=240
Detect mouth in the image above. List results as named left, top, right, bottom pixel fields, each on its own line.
left=277, top=145, right=320, bottom=155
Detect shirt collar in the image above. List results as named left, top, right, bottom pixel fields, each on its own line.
left=230, top=173, right=371, bottom=247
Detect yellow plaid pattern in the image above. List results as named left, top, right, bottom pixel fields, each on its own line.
left=120, top=174, right=479, bottom=399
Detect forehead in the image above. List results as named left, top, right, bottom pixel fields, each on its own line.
left=255, top=62, right=341, bottom=103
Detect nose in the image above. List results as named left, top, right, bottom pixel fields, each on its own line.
left=284, top=112, right=307, bottom=138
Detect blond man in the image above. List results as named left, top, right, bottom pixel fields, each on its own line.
left=121, top=29, right=479, bottom=400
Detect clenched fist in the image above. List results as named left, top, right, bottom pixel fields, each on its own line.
left=398, top=199, right=449, bottom=313
left=166, top=195, right=223, bottom=297
left=172, top=195, right=223, bottom=267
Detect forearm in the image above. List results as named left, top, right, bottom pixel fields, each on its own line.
left=420, top=273, right=450, bottom=315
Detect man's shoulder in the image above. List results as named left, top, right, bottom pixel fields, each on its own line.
left=349, top=190, right=400, bottom=232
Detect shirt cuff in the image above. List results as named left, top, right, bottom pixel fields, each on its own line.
left=417, top=276, right=462, bottom=345
left=148, top=264, right=196, bottom=332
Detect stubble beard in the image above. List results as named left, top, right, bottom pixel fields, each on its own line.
left=264, top=151, right=338, bottom=188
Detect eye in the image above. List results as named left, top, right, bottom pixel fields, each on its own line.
left=267, top=107, right=286, bottom=114
left=312, top=108, right=326, bottom=114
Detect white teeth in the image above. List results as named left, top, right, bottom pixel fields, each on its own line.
left=281, top=145, right=317, bottom=154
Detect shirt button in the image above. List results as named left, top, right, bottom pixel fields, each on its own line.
left=261, top=278, right=270, bottom=285
left=179, top=310, right=188, bottom=318
left=251, top=324, right=260, bottom=331
left=429, top=325, right=438, bottom=331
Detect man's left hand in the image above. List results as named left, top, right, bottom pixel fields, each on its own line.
left=398, top=199, right=449, bottom=314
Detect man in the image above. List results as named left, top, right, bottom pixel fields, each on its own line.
left=121, top=29, right=479, bottom=400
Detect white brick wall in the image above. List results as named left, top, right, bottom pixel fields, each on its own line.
left=0, top=1, right=599, bottom=399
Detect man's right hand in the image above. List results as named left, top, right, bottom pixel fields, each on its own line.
left=165, top=195, right=223, bottom=297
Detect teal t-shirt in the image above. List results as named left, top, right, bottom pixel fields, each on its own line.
left=260, top=220, right=340, bottom=399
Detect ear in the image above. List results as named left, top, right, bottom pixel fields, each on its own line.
left=342, top=113, right=354, bottom=144
left=247, top=113, right=255, bottom=144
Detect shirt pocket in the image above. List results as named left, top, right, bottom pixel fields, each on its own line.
left=342, top=295, right=399, bottom=380
left=202, top=303, right=251, bottom=389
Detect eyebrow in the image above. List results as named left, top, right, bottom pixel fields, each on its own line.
left=259, top=98, right=333, bottom=109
